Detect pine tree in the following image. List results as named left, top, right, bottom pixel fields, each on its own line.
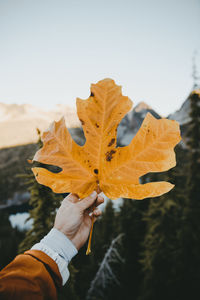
left=139, top=90, right=200, bottom=300
left=18, top=130, right=62, bottom=253
left=73, top=199, right=118, bottom=299
left=95, top=176, right=152, bottom=300
left=18, top=177, right=61, bottom=253
left=178, top=90, right=200, bottom=299
left=100, top=200, right=117, bottom=251
left=116, top=197, right=149, bottom=300
left=96, top=181, right=149, bottom=300
left=87, top=233, right=124, bottom=300
left=18, top=129, right=79, bottom=300
left=139, top=145, right=187, bottom=300
left=186, top=90, right=200, bottom=198
left=0, top=210, right=25, bottom=270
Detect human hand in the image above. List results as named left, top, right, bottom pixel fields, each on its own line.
left=54, top=191, right=104, bottom=250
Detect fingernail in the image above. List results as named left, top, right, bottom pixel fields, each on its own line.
left=91, top=191, right=97, bottom=197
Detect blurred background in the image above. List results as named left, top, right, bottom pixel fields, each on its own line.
left=0, top=1, right=200, bottom=299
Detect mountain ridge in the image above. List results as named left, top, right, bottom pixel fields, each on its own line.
left=0, top=95, right=191, bottom=149
left=0, top=102, right=81, bottom=149
left=0, top=93, right=192, bottom=208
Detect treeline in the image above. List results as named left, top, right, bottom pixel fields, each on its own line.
left=0, top=143, right=37, bottom=204
left=0, top=90, right=200, bottom=300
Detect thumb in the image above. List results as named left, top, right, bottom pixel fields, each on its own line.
left=78, top=191, right=97, bottom=211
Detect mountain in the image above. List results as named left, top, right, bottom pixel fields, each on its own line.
left=168, top=92, right=194, bottom=143
left=0, top=95, right=191, bottom=209
left=168, top=96, right=191, bottom=125
left=0, top=100, right=161, bottom=209
left=0, top=103, right=80, bottom=149
left=117, top=101, right=161, bottom=146
left=0, top=101, right=161, bottom=150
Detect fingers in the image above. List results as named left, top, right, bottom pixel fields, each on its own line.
left=62, top=191, right=104, bottom=211
left=86, top=195, right=104, bottom=214
left=78, top=191, right=97, bottom=211
left=95, top=195, right=104, bottom=207
left=93, top=208, right=102, bottom=217
left=92, top=208, right=102, bottom=223
left=62, top=193, right=79, bottom=204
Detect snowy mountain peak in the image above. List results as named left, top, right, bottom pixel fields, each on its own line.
left=0, top=102, right=80, bottom=124
left=117, top=101, right=161, bottom=146
left=168, top=89, right=200, bottom=126
left=0, top=102, right=80, bottom=148
left=0, top=102, right=44, bottom=122
left=134, top=101, right=152, bottom=112
left=168, top=94, right=191, bottom=126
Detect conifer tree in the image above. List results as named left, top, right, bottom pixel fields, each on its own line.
left=87, top=233, right=124, bottom=300
left=100, top=200, right=117, bottom=251
left=73, top=199, right=118, bottom=299
left=139, top=90, right=200, bottom=299
left=186, top=90, right=200, bottom=198
left=97, top=176, right=151, bottom=300
left=115, top=197, right=149, bottom=300
left=0, top=210, right=25, bottom=269
left=18, top=129, right=79, bottom=300
left=18, top=176, right=61, bottom=253
left=139, top=145, right=187, bottom=300
left=178, top=90, right=200, bottom=299
left=18, top=130, right=62, bottom=253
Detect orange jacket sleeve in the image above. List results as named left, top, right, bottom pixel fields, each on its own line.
left=0, top=250, right=62, bottom=300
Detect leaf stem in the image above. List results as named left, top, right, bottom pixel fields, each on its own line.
left=86, top=187, right=102, bottom=255
left=86, top=215, right=95, bottom=255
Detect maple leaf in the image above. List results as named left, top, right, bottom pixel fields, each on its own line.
left=32, top=78, right=181, bottom=254
left=32, top=78, right=181, bottom=201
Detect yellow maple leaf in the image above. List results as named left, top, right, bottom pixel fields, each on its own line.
left=32, top=78, right=181, bottom=201
left=32, top=78, right=181, bottom=254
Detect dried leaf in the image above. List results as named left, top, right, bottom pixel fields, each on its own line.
left=32, top=79, right=181, bottom=200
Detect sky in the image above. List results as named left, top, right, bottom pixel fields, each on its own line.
left=0, top=0, right=200, bottom=116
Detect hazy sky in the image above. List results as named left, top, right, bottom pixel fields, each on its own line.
left=0, top=0, right=200, bottom=116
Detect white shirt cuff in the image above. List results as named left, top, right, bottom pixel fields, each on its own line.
left=31, top=228, right=78, bottom=285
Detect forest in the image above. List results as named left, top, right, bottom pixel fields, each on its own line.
left=0, top=89, right=200, bottom=300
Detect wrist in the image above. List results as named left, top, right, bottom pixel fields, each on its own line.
left=53, top=226, right=79, bottom=250
left=70, top=237, right=81, bottom=251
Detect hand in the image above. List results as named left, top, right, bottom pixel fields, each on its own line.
left=54, top=191, right=104, bottom=250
